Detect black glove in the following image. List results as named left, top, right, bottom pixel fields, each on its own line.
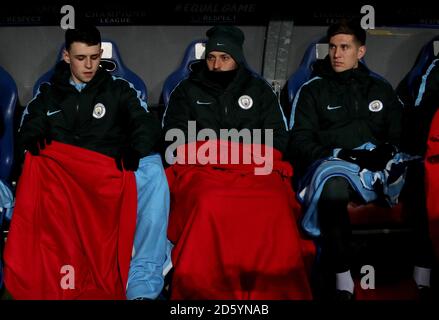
left=370, top=143, right=398, bottom=165
left=21, top=129, right=52, bottom=156
left=116, top=146, right=141, bottom=171
left=337, top=148, right=373, bottom=168
left=338, top=144, right=397, bottom=171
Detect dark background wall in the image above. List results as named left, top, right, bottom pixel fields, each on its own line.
left=1, top=1, right=439, bottom=107
left=0, top=25, right=265, bottom=106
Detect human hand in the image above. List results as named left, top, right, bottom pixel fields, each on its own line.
left=22, top=130, right=52, bottom=156
left=370, top=143, right=398, bottom=165
left=337, top=148, right=390, bottom=171
left=116, top=146, right=141, bottom=171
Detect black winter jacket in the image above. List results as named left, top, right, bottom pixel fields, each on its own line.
left=162, top=62, right=289, bottom=154
left=289, top=58, right=403, bottom=176
left=20, top=61, right=161, bottom=159
left=400, top=58, right=439, bottom=156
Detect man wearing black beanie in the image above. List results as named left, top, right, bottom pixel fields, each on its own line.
left=163, top=25, right=289, bottom=154
left=161, top=26, right=312, bottom=300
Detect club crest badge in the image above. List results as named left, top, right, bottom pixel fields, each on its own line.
left=368, top=100, right=383, bottom=112
left=92, top=103, right=106, bottom=119
left=238, top=95, right=253, bottom=110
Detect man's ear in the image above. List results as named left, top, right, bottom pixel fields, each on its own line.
left=357, top=45, right=366, bottom=60
left=62, top=48, right=71, bottom=64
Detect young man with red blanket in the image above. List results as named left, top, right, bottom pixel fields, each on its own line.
left=3, top=24, right=167, bottom=299
left=162, top=25, right=313, bottom=300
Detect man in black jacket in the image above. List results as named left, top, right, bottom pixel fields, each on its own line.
left=162, top=25, right=289, bottom=157
left=160, top=26, right=312, bottom=300
left=289, top=19, right=434, bottom=300
left=20, top=26, right=160, bottom=166
left=17, top=25, right=168, bottom=300
left=408, top=56, right=439, bottom=157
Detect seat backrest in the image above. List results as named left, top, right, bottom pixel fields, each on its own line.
left=396, top=35, right=439, bottom=106
left=33, top=39, right=147, bottom=101
left=161, top=39, right=207, bottom=109
left=0, top=66, right=18, bottom=181
left=287, top=36, right=328, bottom=106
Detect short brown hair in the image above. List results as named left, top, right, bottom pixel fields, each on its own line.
left=65, top=24, right=101, bottom=50
left=327, top=19, right=366, bottom=46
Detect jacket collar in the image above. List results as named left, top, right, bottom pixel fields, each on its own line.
left=51, top=61, right=110, bottom=92
left=313, top=56, right=371, bottom=84
left=189, top=61, right=252, bottom=93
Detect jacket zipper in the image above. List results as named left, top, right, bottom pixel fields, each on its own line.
left=74, top=92, right=80, bottom=139
left=355, top=100, right=361, bottom=136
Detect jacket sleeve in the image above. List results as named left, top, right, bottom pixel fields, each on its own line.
left=384, top=84, right=403, bottom=148
left=19, top=85, right=50, bottom=145
left=260, top=83, right=289, bottom=155
left=120, top=81, right=161, bottom=157
left=415, top=61, right=439, bottom=110
left=161, top=84, right=191, bottom=149
left=414, top=62, right=439, bottom=150
left=289, top=84, right=332, bottom=171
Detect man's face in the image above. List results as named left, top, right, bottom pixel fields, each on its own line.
left=206, top=51, right=238, bottom=71
left=328, top=34, right=366, bottom=73
left=63, top=42, right=103, bottom=83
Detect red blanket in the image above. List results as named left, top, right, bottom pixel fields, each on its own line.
left=4, top=142, right=137, bottom=299
left=426, top=110, right=439, bottom=260
left=166, top=140, right=314, bottom=300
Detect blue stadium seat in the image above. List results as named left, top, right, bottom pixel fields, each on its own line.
left=287, top=36, right=327, bottom=107
left=161, top=39, right=207, bottom=108
left=33, top=39, right=147, bottom=101
left=0, top=65, right=17, bottom=291
left=0, top=66, right=18, bottom=182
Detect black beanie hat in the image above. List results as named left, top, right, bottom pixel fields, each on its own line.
left=205, top=25, right=245, bottom=63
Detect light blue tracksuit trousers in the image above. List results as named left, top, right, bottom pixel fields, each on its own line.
left=126, top=153, right=172, bottom=300
left=0, top=180, right=14, bottom=289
